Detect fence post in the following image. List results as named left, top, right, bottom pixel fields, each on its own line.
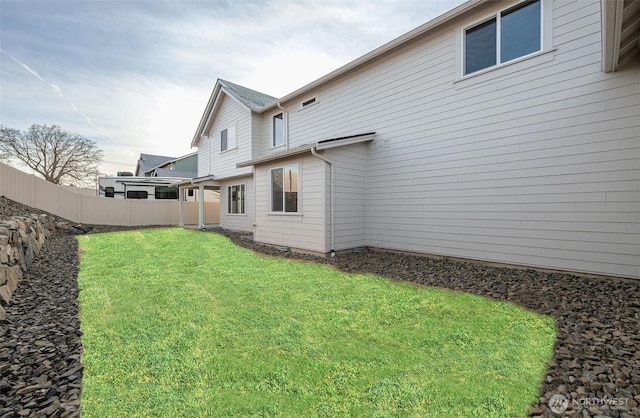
left=30, top=175, right=36, bottom=207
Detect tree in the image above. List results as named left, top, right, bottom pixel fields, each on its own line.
left=0, top=124, right=103, bottom=187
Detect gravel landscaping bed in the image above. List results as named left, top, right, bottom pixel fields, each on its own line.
left=1, top=196, right=638, bottom=417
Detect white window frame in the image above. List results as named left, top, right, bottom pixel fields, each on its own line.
left=227, top=184, right=245, bottom=215
left=220, top=124, right=237, bottom=152
left=272, top=113, right=284, bottom=148
left=270, top=163, right=300, bottom=214
left=457, top=0, right=553, bottom=79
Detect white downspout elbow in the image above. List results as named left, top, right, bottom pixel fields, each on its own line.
left=311, top=146, right=335, bottom=257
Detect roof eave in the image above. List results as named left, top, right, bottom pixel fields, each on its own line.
left=601, top=0, right=621, bottom=72
left=236, top=145, right=314, bottom=167
left=191, top=82, right=222, bottom=147
left=261, top=0, right=486, bottom=112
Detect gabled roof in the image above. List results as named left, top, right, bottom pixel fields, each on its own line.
left=153, top=152, right=197, bottom=169
left=192, top=79, right=278, bottom=147
left=218, top=79, right=277, bottom=111
left=191, top=0, right=486, bottom=147
left=136, top=154, right=175, bottom=176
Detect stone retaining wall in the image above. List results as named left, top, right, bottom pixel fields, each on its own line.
left=0, top=215, right=85, bottom=320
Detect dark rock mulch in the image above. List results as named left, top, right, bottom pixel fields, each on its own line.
left=0, top=197, right=158, bottom=417
left=0, top=234, right=82, bottom=417
left=1, top=194, right=638, bottom=417
left=220, top=231, right=640, bottom=418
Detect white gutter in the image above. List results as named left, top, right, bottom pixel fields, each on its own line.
left=260, top=0, right=485, bottom=110
left=311, top=146, right=335, bottom=257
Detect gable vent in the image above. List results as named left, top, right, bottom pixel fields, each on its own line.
left=302, top=97, right=316, bottom=107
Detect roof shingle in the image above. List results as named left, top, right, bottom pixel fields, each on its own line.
left=218, top=79, right=277, bottom=111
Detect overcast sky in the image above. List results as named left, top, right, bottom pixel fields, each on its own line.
left=1, top=0, right=465, bottom=176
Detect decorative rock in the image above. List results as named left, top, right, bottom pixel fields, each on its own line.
left=0, top=285, right=11, bottom=304
left=1, top=196, right=639, bottom=417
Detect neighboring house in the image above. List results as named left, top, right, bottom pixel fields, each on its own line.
left=99, top=152, right=209, bottom=201
left=142, top=152, right=199, bottom=178
left=180, top=0, right=640, bottom=279
left=135, top=154, right=175, bottom=176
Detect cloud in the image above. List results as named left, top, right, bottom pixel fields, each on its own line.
left=1, top=0, right=466, bottom=176
left=0, top=49, right=109, bottom=134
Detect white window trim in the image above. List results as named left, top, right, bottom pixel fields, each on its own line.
left=269, top=163, right=301, bottom=215
left=271, top=112, right=284, bottom=149
left=220, top=123, right=238, bottom=153
left=455, top=0, right=553, bottom=80
left=227, top=183, right=246, bottom=215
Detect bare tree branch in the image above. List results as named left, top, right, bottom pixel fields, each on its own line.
left=0, top=124, right=103, bottom=187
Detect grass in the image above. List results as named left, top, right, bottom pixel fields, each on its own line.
left=77, top=228, right=555, bottom=417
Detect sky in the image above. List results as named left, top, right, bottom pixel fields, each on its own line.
left=1, top=0, right=466, bottom=176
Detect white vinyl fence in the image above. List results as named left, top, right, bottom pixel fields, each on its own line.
left=0, top=162, right=219, bottom=226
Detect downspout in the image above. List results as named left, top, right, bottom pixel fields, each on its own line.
left=311, top=146, right=335, bottom=257
left=276, top=102, right=289, bottom=150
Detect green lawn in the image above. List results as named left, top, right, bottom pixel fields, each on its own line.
left=77, top=228, right=555, bottom=417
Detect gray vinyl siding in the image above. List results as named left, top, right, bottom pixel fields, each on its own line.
left=254, top=154, right=327, bottom=253
left=250, top=112, right=264, bottom=159
left=255, top=108, right=290, bottom=157
left=197, top=135, right=212, bottom=178
left=272, top=0, right=639, bottom=278
left=219, top=176, right=254, bottom=232
left=326, top=143, right=368, bottom=251
left=205, top=94, right=253, bottom=179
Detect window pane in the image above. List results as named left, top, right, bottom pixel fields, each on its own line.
left=221, top=129, right=228, bottom=151
left=501, top=0, right=541, bottom=63
left=273, top=113, right=283, bottom=147
left=240, top=185, right=245, bottom=214
left=465, top=18, right=496, bottom=75
left=155, top=187, right=178, bottom=200
left=228, top=185, right=244, bottom=214
left=284, top=165, right=298, bottom=213
left=127, top=190, right=148, bottom=199
left=271, top=168, right=284, bottom=212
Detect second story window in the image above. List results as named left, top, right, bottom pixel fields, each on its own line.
left=220, top=129, right=228, bottom=151
left=220, top=125, right=236, bottom=152
left=273, top=113, right=283, bottom=147
left=464, top=0, right=541, bottom=75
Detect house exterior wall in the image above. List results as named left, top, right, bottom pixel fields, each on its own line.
left=174, top=154, right=197, bottom=172
left=254, top=108, right=292, bottom=158
left=197, top=94, right=252, bottom=179
left=264, top=0, right=639, bottom=278
left=219, top=175, right=255, bottom=232
left=325, top=143, right=368, bottom=251
left=254, top=154, right=328, bottom=253
left=251, top=112, right=264, bottom=159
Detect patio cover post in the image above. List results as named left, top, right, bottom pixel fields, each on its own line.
left=198, top=184, right=205, bottom=229
left=178, top=187, right=185, bottom=227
